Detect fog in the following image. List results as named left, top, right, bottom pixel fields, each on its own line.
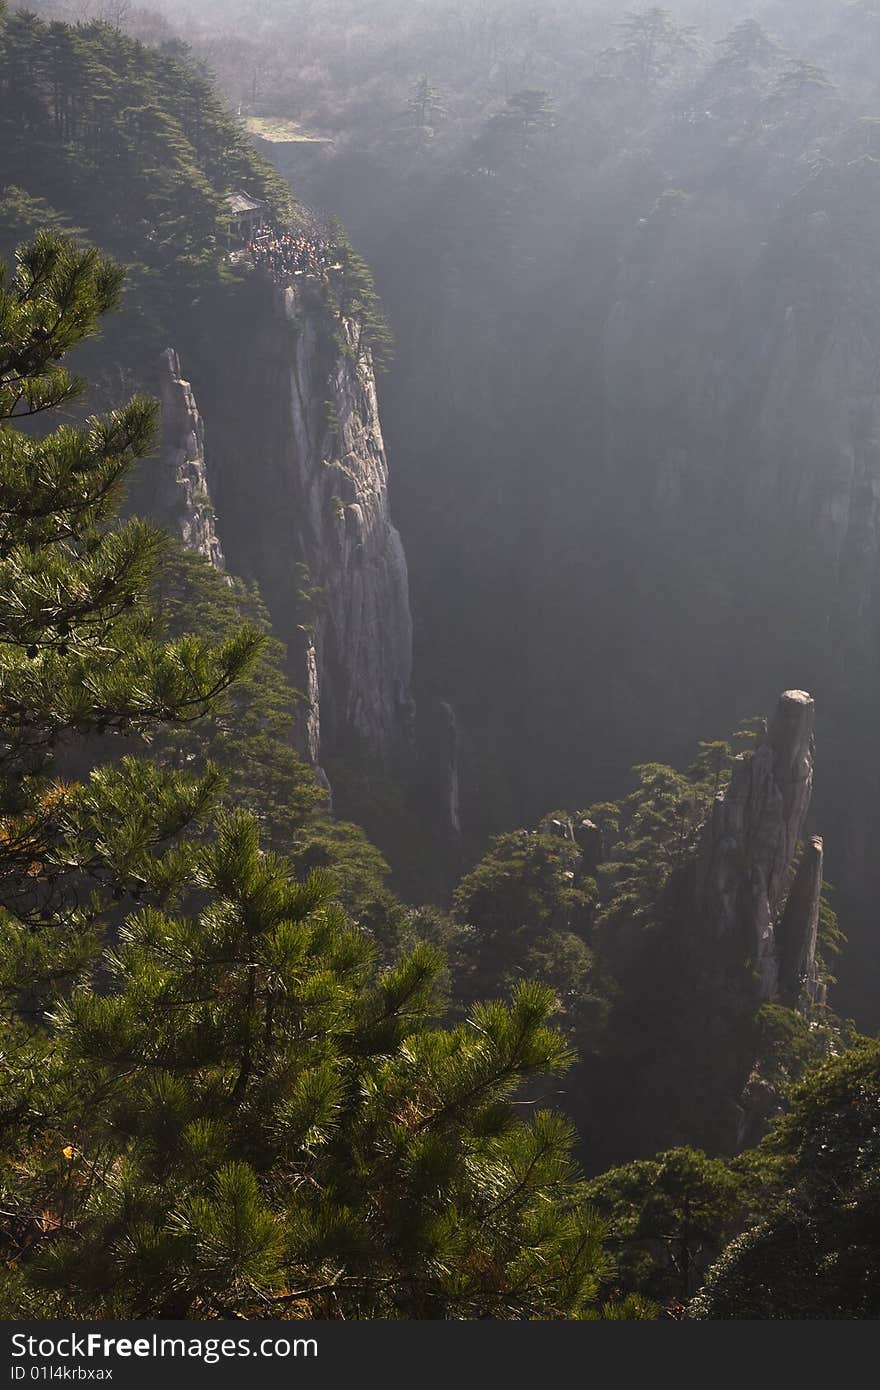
left=28, top=0, right=874, bottom=1009
left=106, top=0, right=875, bottom=1009
left=2, top=0, right=880, bottom=1321
left=19, top=3, right=880, bottom=1018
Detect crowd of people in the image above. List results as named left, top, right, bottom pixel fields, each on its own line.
left=243, top=227, right=334, bottom=281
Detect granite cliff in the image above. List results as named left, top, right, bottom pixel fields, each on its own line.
left=166, top=279, right=414, bottom=803
left=147, top=348, right=226, bottom=572
left=573, top=689, right=832, bottom=1165
left=686, top=690, right=820, bottom=1005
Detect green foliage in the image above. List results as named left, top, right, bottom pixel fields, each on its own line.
left=715, top=20, right=783, bottom=73
left=586, top=1147, right=745, bottom=1308
left=753, top=1003, right=837, bottom=1090
left=147, top=547, right=407, bottom=951
left=323, top=217, right=394, bottom=371
left=602, top=8, right=702, bottom=84
left=0, top=7, right=291, bottom=348
left=594, top=757, right=722, bottom=941
left=763, top=1035, right=880, bottom=1185
left=151, top=551, right=322, bottom=836
left=0, top=185, right=79, bottom=252
left=406, top=75, right=446, bottom=138
left=2, top=814, right=621, bottom=1319
left=474, top=88, right=556, bottom=173
left=769, top=58, right=837, bottom=109
left=0, top=233, right=256, bottom=804
left=594, top=718, right=763, bottom=945
left=451, top=829, right=606, bottom=1039
left=692, top=1039, right=880, bottom=1318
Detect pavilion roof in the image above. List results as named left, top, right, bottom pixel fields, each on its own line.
left=226, top=191, right=266, bottom=216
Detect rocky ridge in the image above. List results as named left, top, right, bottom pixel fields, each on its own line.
left=152, top=348, right=225, bottom=571
left=165, top=282, right=414, bottom=806
left=691, top=690, right=820, bottom=1003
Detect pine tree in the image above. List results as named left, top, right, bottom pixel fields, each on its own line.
left=450, top=827, right=605, bottom=1040
left=691, top=1040, right=880, bottom=1319
left=603, top=8, right=702, bottom=85
left=325, top=218, right=394, bottom=370
left=474, top=88, right=556, bottom=173
left=768, top=58, right=837, bottom=114
left=0, top=234, right=626, bottom=1321
left=406, top=75, right=446, bottom=136
left=586, top=1147, right=745, bottom=1308
left=0, top=232, right=255, bottom=1304
left=2, top=813, right=620, bottom=1319
left=714, top=19, right=782, bottom=73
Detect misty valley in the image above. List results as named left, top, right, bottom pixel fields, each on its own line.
left=0, top=0, right=879, bottom=1323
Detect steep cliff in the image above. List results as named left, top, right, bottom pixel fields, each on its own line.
left=279, top=296, right=414, bottom=766
left=179, top=279, right=414, bottom=805
left=777, top=834, right=825, bottom=1009
left=574, top=689, right=834, bottom=1165
left=688, top=690, right=817, bottom=1002
left=142, top=349, right=225, bottom=571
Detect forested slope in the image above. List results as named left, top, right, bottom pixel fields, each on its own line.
left=0, top=3, right=877, bottom=1320
left=0, top=7, right=418, bottom=847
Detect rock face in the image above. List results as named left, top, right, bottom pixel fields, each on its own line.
left=776, top=835, right=825, bottom=1007
left=692, top=691, right=817, bottom=1001
left=436, top=700, right=462, bottom=840
left=280, top=298, right=414, bottom=763
left=595, top=689, right=828, bottom=1162
left=182, top=282, right=414, bottom=787
left=152, top=349, right=225, bottom=570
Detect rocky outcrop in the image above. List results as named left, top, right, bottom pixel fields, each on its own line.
left=280, top=297, right=414, bottom=763
left=435, top=700, right=462, bottom=840
left=776, top=835, right=825, bottom=1007
left=591, top=690, right=829, bottom=1162
left=153, top=349, right=225, bottom=570
left=182, top=281, right=414, bottom=790
left=298, top=639, right=323, bottom=771
left=692, top=690, right=817, bottom=1001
